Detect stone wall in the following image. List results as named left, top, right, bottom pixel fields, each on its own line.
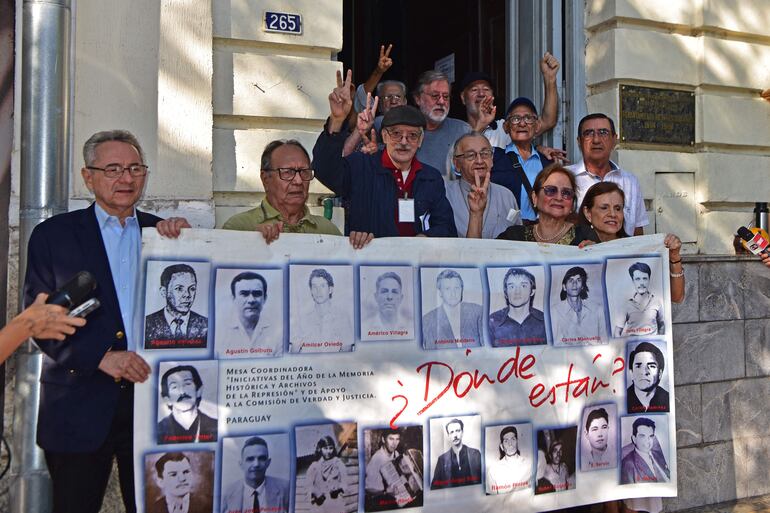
left=666, top=255, right=770, bottom=511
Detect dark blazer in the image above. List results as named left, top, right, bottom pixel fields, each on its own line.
left=157, top=411, right=218, bottom=444
left=490, top=147, right=553, bottom=208
left=421, top=303, right=483, bottom=349
left=431, top=445, right=482, bottom=489
left=144, top=309, right=208, bottom=345
left=620, top=448, right=670, bottom=484
left=313, top=125, right=457, bottom=238
left=221, top=476, right=291, bottom=513
left=23, top=203, right=162, bottom=452
left=146, top=492, right=213, bottom=513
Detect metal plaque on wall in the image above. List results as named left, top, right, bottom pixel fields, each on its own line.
left=619, top=85, right=695, bottom=146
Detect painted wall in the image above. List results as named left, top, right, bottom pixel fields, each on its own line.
left=584, top=0, right=770, bottom=254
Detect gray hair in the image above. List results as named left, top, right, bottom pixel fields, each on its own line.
left=451, top=131, right=490, bottom=157
left=260, top=139, right=310, bottom=171
left=376, top=80, right=407, bottom=98
left=413, top=70, right=451, bottom=100
left=83, top=130, right=144, bottom=166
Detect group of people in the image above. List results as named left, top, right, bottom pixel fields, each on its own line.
left=10, top=42, right=764, bottom=513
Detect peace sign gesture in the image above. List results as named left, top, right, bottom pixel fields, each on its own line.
left=377, top=44, right=394, bottom=73
left=468, top=168, right=491, bottom=214
left=328, top=69, right=353, bottom=123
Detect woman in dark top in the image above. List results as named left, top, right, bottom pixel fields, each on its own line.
left=497, top=165, right=578, bottom=245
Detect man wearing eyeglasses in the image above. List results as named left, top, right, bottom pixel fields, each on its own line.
left=489, top=97, right=554, bottom=223
left=314, top=70, right=456, bottom=238
left=23, top=129, right=191, bottom=512
left=216, top=271, right=282, bottom=358
left=223, top=139, right=342, bottom=241
left=567, top=113, right=648, bottom=236
left=446, top=132, right=520, bottom=238
left=411, top=70, right=472, bottom=175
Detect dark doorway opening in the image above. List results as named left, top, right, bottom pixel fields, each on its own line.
left=340, top=0, right=507, bottom=120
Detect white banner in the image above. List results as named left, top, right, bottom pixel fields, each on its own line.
left=134, top=230, right=677, bottom=513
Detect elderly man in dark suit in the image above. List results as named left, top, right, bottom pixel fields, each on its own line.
left=422, top=269, right=483, bottom=349
left=221, top=436, right=291, bottom=513
left=23, top=129, right=190, bottom=513
left=144, top=263, right=208, bottom=348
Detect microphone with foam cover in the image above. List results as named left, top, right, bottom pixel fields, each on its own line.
left=45, top=271, right=97, bottom=309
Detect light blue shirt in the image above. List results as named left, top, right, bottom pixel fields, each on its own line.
left=505, top=143, right=544, bottom=221
left=94, top=203, right=141, bottom=351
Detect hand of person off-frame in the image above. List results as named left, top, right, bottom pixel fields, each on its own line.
left=18, top=293, right=86, bottom=340
left=98, top=350, right=151, bottom=383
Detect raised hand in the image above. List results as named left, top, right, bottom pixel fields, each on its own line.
left=360, top=128, right=379, bottom=155
left=478, top=95, right=497, bottom=128
left=468, top=168, right=490, bottom=214
left=329, top=69, right=353, bottom=123
left=540, top=51, right=560, bottom=82
left=377, top=44, right=393, bottom=73
left=357, top=92, right=379, bottom=136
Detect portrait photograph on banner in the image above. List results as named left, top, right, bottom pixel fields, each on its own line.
left=548, top=262, right=608, bottom=346
left=143, top=450, right=214, bottom=513
left=420, top=267, right=484, bottom=349
left=289, top=264, right=355, bottom=353
left=220, top=433, right=292, bottom=513
left=486, top=265, right=547, bottom=347
left=214, top=267, right=285, bottom=359
left=580, top=403, right=618, bottom=472
left=484, top=422, right=533, bottom=495
left=620, top=414, right=671, bottom=485
left=535, top=426, right=577, bottom=495
left=359, top=265, right=415, bottom=342
left=429, top=415, right=482, bottom=490
left=625, top=340, right=670, bottom=413
left=363, top=426, right=424, bottom=511
left=155, top=360, right=218, bottom=445
left=143, top=260, right=211, bottom=350
left=605, top=257, right=666, bottom=338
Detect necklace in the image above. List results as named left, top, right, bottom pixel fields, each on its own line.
left=533, top=222, right=571, bottom=243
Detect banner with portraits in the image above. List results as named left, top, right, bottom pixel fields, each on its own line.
left=134, top=230, right=677, bottom=513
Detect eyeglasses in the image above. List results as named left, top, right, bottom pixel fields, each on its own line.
left=264, top=168, right=314, bottom=181
left=541, top=185, right=575, bottom=199
left=381, top=94, right=403, bottom=102
left=453, top=149, right=493, bottom=161
left=507, top=114, right=538, bottom=125
left=581, top=128, right=612, bottom=139
left=423, top=92, right=450, bottom=102
left=86, top=164, right=148, bottom=178
left=385, top=128, right=422, bottom=143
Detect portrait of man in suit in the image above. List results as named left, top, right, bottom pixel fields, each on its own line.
left=430, top=418, right=482, bottom=489
left=157, top=364, right=217, bottom=444
left=488, top=267, right=546, bottom=346
left=620, top=417, right=670, bottom=484
left=145, top=263, right=208, bottom=349
left=421, top=269, right=483, bottom=349
left=146, top=452, right=213, bottom=513
left=626, top=341, right=669, bottom=413
left=221, top=436, right=291, bottom=513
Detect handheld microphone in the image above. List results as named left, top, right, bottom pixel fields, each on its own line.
left=45, top=271, right=97, bottom=309
left=737, top=226, right=769, bottom=256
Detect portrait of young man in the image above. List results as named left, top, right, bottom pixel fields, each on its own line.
left=144, top=261, right=210, bottom=349
left=215, top=268, right=284, bottom=359
left=487, top=266, right=547, bottom=346
left=429, top=415, right=482, bottom=490
left=156, top=362, right=218, bottom=444
left=144, top=451, right=214, bottom=513
left=580, top=404, right=618, bottom=471
left=363, top=426, right=424, bottom=511
left=611, top=259, right=665, bottom=337
left=549, top=263, right=608, bottom=346
left=484, top=423, right=533, bottom=495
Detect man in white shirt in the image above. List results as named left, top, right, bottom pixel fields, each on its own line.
left=567, top=113, right=649, bottom=236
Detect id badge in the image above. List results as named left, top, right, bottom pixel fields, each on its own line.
left=398, top=199, right=415, bottom=223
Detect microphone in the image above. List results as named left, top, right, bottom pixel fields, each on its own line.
left=737, top=226, right=769, bottom=256
left=46, top=271, right=97, bottom=309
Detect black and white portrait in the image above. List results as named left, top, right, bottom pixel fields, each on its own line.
left=215, top=268, right=284, bottom=359
left=580, top=404, right=618, bottom=472
left=144, top=450, right=214, bottom=513
left=295, top=422, right=358, bottom=513
left=144, top=261, right=210, bottom=349
left=484, top=423, right=533, bottom=495
left=606, top=257, right=666, bottom=337
left=420, top=268, right=484, bottom=349
left=156, top=360, right=218, bottom=445
left=363, top=426, right=424, bottom=511
left=429, top=415, right=482, bottom=490
left=549, top=263, right=608, bottom=346
left=487, top=266, right=547, bottom=347
left=289, top=265, right=355, bottom=353
left=535, top=427, right=577, bottom=495
left=359, top=266, right=415, bottom=341
left=626, top=340, right=670, bottom=413
left=620, top=414, right=671, bottom=484
left=220, top=434, right=291, bottom=513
